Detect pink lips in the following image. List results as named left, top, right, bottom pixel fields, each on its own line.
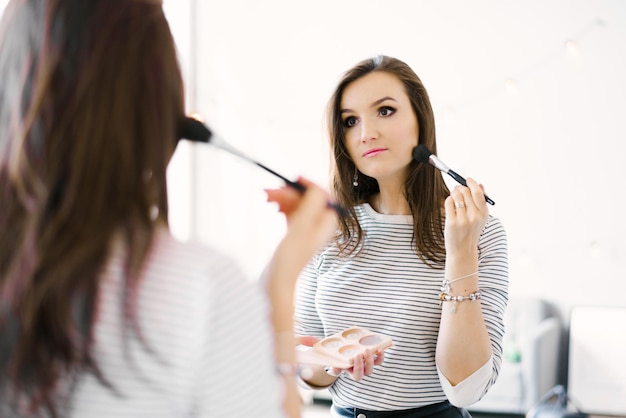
left=363, top=148, right=387, bottom=157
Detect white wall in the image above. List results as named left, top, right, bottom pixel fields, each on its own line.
left=181, top=0, right=626, bottom=324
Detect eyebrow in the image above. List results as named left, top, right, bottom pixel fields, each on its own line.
left=340, top=96, right=398, bottom=115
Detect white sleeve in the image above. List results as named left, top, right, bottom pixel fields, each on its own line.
left=436, top=354, right=493, bottom=407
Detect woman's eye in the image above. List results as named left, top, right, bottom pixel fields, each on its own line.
left=379, top=106, right=396, bottom=117
left=343, top=116, right=358, bottom=128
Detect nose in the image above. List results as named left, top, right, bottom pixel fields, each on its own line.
left=359, top=118, right=377, bottom=143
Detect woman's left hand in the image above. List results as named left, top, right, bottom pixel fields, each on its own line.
left=326, top=348, right=386, bottom=381
left=444, top=177, right=489, bottom=256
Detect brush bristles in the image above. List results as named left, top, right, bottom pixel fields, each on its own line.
left=179, top=117, right=212, bottom=143
left=412, top=144, right=433, bottom=163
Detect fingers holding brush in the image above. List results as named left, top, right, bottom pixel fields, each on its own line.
left=444, top=178, right=489, bottom=255
left=265, top=184, right=302, bottom=217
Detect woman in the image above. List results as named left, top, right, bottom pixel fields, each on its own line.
left=295, top=55, right=509, bottom=417
left=0, top=0, right=336, bottom=417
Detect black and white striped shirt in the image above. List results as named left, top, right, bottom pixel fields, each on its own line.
left=295, top=204, right=508, bottom=410
left=66, top=228, right=284, bottom=417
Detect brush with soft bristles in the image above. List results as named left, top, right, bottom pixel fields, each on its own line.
left=413, top=144, right=495, bottom=205
left=178, top=116, right=347, bottom=215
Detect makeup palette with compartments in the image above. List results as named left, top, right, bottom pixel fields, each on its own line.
left=297, top=326, right=393, bottom=369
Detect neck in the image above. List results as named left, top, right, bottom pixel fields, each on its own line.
left=369, top=187, right=410, bottom=215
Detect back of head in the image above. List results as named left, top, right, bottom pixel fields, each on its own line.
left=0, top=0, right=184, bottom=415
left=0, top=0, right=185, bottom=230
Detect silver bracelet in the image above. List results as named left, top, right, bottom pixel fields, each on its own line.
left=439, top=290, right=482, bottom=313
left=440, top=271, right=478, bottom=294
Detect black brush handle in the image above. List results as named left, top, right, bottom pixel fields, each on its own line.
left=255, top=162, right=347, bottom=216
left=448, top=170, right=495, bottom=205
left=180, top=117, right=348, bottom=215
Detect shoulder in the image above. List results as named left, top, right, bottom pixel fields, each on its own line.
left=148, top=228, right=248, bottom=280
left=130, top=229, right=258, bottom=312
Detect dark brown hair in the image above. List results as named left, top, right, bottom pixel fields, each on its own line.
left=0, top=0, right=185, bottom=415
left=327, top=55, right=449, bottom=265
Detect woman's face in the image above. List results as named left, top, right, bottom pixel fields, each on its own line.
left=340, top=71, right=419, bottom=186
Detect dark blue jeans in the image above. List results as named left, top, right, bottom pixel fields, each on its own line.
left=331, top=401, right=472, bottom=418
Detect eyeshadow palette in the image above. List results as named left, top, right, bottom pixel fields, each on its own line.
left=296, top=326, right=393, bottom=369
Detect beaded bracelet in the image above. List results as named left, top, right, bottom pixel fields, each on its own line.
left=439, top=290, right=482, bottom=313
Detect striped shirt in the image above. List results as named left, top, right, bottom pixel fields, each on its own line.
left=295, top=203, right=508, bottom=410
left=63, top=228, right=284, bottom=417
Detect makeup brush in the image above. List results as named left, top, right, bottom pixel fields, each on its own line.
left=178, top=116, right=346, bottom=215
left=412, top=144, right=495, bottom=205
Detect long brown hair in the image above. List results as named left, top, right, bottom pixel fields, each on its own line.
left=0, top=0, right=185, bottom=415
left=327, top=55, right=449, bottom=265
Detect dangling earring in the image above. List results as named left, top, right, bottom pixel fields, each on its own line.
left=352, top=169, right=359, bottom=187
